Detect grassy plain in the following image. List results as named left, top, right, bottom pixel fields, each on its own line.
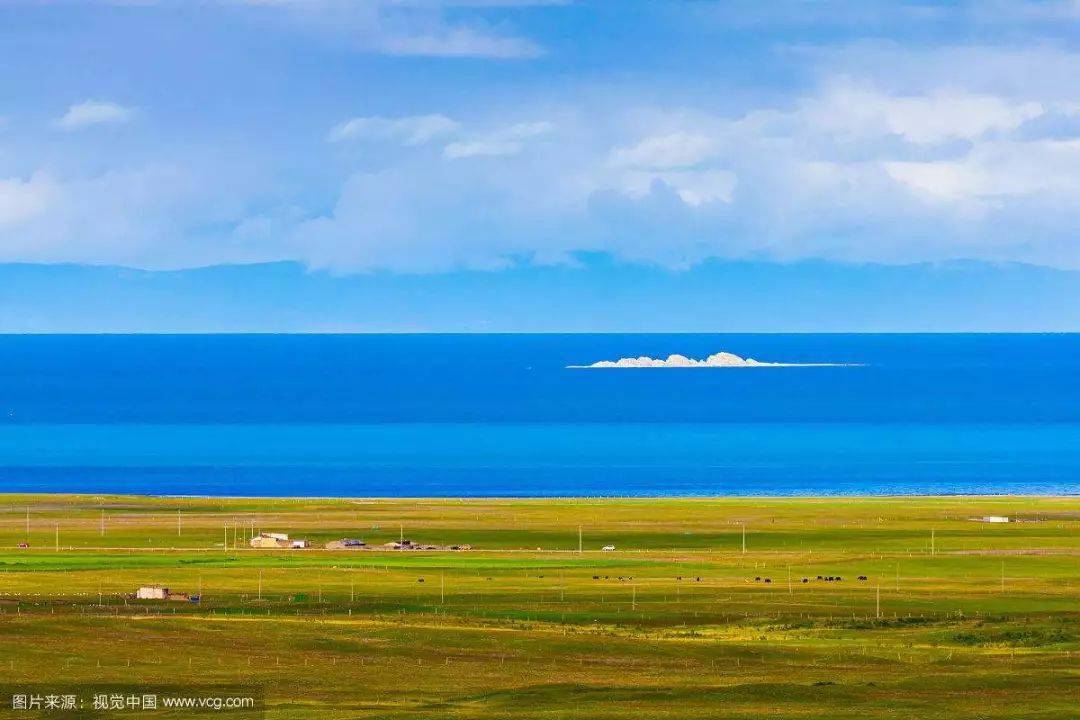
left=0, top=494, right=1077, bottom=718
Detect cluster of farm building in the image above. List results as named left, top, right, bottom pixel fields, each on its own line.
left=248, top=532, right=471, bottom=552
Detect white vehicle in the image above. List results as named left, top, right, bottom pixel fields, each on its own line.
left=601, top=545, right=616, bottom=551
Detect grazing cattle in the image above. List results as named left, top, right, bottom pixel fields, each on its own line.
left=417, top=578, right=424, bottom=583
left=764, top=578, right=771, bottom=583
left=858, top=575, right=868, bottom=581
left=816, top=575, right=823, bottom=580
left=755, top=576, right=762, bottom=581
left=802, top=578, right=809, bottom=583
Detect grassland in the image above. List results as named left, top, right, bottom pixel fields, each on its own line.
left=0, top=494, right=1077, bottom=718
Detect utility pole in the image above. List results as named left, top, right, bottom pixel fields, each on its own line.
left=350, top=580, right=355, bottom=603
left=1001, top=561, right=1005, bottom=592
left=876, top=584, right=881, bottom=619
left=100, top=510, right=105, bottom=538
left=55, top=524, right=59, bottom=552
left=25, top=507, right=30, bottom=536
left=440, top=573, right=445, bottom=604
left=399, top=523, right=404, bottom=543
left=741, top=523, right=746, bottom=554
left=258, top=570, right=262, bottom=600
left=224, top=522, right=228, bottom=553
left=931, top=528, right=935, bottom=556
left=632, top=585, right=636, bottom=610
left=177, top=509, right=182, bottom=538
left=578, top=525, right=582, bottom=554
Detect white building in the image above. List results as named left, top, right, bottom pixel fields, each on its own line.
left=251, top=532, right=310, bottom=549
left=136, top=586, right=169, bottom=600
left=974, top=516, right=1010, bottom=523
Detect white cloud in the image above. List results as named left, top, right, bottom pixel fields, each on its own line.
left=328, top=114, right=459, bottom=145
left=227, top=0, right=547, bottom=59
left=443, top=120, right=553, bottom=158
left=610, top=132, right=718, bottom=169
left=607, top=131, right=734, bottom=207
left=884, top=161, right=980, bottom=201
left=886, top=139, right=1080, bottom=201
left=17, top=73, right=1080, bottom=274
left=285, top=73, right=1080, bottom=272
left=54, top=100, right=134, bottom=130
left=618, top=169, right=736, bottom=206
left=505, top=121, right=555, bottom=137
left=807, top=44, right=1080, bottom=102
left=0, top=163, right=286, bottom=269
left=442, top=139, right=521, bottom=158
left=375, top=25, right=542, bottom=59
left=0, top=173, right=56, bottom=227
left=800, top=82, right=1044, bottom=144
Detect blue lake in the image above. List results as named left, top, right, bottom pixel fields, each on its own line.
left=0, top=334, right=1077, bottom=496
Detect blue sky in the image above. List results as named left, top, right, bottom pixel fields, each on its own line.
left=2, top=0, right=1080, bottom=279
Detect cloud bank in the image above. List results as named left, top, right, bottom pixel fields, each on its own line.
left=328, top=114, right=459, bottom=145
left=569, top=352, right=855, bottom=369
left=229, top=0, right=546, bottom=59
left=54, top=101, right=134, bottom=130
left=4, top=1, right=1080, bottom=274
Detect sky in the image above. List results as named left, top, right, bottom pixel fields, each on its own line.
left=2, top=1, right=1080, bottom=330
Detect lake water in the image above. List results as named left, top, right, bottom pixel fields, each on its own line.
left=0, top=334, right=1077, bottom=496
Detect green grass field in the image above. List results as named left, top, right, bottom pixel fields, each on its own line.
left=0, top=495, right=1077, bottom=718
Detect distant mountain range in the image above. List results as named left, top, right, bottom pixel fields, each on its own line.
left=1, top=256, right=1077, bottom=332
